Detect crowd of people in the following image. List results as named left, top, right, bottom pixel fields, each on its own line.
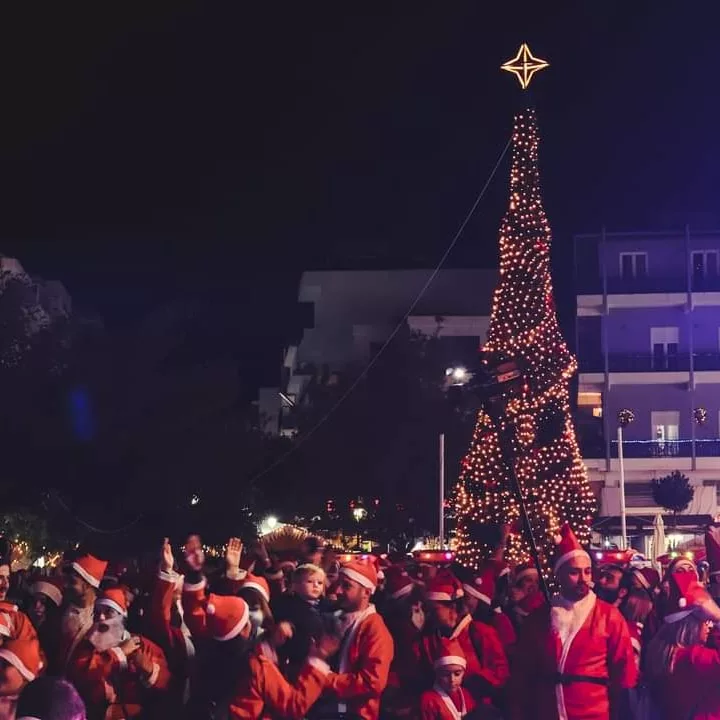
left=0, top=522, right=720, bottom=719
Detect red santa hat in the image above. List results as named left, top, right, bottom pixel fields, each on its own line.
left=385, top=571, right=415, bottom=600
left=432, top=638, right=467, bottom=669
left=706, top=526, right=720, bottom=579
left=664, top=572, right=719, bottom=623
left=553, top=523, right=590, bottom=574
left=240, top=573, right=271, bottom=604
left=70, top=554, right=108, bottom=589
left=340, top=559, right=378, bottom=593
left=31, top=577, right=64, bottom=608
left=463, top=564, right=496, bottom=606
left=426, top=574, right=464, bottom=603
left=96, top=587, right=128, bottom=617
left=206, top=593, right=249, bottom=641
left=514, top=562, right=540, bottom=585
left=632, top=567, right=660, bottom=593
left=0, top=636, right=43, bottom=681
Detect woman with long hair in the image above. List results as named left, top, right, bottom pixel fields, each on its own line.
left=645, top=572, right=720, bottom=718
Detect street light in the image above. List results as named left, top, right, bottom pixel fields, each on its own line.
left=259, top=515, right=280, bottom=536
left=352, top=507, right=366, bottom=549
left=445, top=367, right=470, bottom=385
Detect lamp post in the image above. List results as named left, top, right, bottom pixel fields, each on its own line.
left=352, top=507, right=365, bottom=549
left=617, top=409, right=635, bottom=551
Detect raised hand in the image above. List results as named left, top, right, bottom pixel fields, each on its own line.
left=160, top=537, right=175, bottom=574
left=225, top=537, right=243, bottom=575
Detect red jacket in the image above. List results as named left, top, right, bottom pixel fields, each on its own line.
left=419, top=686, right=476, bottom=720
left=509, top=592, right=637, bottom=720
left=68, top=635, right=171, bottom=719
left=418, top=614, right=509, bottom=705
left=320, top=606, right=394, bottom=720
left=651, top=644, right=720, bottom=719
left=229, top=653, right=329, bottom=719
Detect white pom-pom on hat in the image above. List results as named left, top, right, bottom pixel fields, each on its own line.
left=678, top=598, right=687, bottom=608
left=207, top=603, right=216, bottom=615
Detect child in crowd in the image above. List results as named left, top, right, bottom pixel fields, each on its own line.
left=419, top=639, right=476, bottom=720
left=272, top=564, right=332, bottom=682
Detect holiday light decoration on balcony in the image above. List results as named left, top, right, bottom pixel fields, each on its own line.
left=693, top=407, right=708, bottom=426
left=618, top=409, right=635, bottom=428
left=453, top=72, right=595, bottom=578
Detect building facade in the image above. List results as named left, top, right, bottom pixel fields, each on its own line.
left=259, top=268, right=497, bottom=436
left=575, top=229, right=720, bottom=553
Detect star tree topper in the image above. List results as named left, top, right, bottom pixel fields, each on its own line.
left=501, top=43, right=549, bottom=89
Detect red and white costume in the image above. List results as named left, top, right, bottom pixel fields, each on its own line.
left=419, top=638, right=476, bottom=720
left=650, top=573, right=720, bottom=718
left=67, top=587, right=171, bottom=720
left=54, top=554, right=108, bottom=673
left=0, top=634, right=44, bottom=720
left=200, top=592, right=330, bottom=720
left=509, top=525, right=637, bottom=720
left=318, top=560, right=394, bottom=720
left=420, top=576, right=508, bottom=705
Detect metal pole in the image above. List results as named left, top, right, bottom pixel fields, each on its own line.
left=618, top=424, right=628, bottom=550
left=439, top=433, right=445, bottom=547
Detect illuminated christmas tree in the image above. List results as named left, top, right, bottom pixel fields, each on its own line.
left=454, top=47, right=595, bottom=577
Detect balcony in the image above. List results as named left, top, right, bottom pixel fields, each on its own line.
left=579, top=352, right=720, bottom=374
left=610, top=439, right=720, bottom=458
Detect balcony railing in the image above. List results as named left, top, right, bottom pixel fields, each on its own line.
left=579, top=352, right=720, bottom=373
left=609, top=439, right=720, bottom=458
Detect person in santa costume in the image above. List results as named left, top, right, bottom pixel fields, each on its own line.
left=187, top=592, right=335, bottom=719
left=508, top=523, right=637, bottom=720
left=309, top=559, right=394, bottom=720
left=147, top=538, right=196, bottom=715
left=455, top=564, right=516, bottom=653
left=67, top=586, right=171, bottom=719
left=50, top=554, right=108, bottom=674
left=645, top=571, right=720, bottom=718
left=382, top=569, right=425, bottom=718
left=416, top=573, right=508, bottom=709
left=0, top=634, right=44, bottom=720
left=419, top=638, right=476, bottom=720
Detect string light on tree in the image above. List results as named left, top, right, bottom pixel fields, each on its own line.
left=618, top=409, right=635, bottom=428
left=694, top=407, right=708, bottom=426
left=454, top=50, right=595, bottom=581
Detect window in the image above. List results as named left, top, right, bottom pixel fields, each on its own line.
left=651, top=327, right=679, bottom=370
left=578, top=391, right=602, bottom=418
left=620, top=252, right=648, bottom=280
left=692, top=250, right=719, bottom=281
left=651, top=411, right=680, bottom=457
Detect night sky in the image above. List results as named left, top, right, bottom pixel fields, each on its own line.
left=0, top=3, right=716, bottom=387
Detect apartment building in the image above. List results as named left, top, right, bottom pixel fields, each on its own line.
left=574, top=229, right=720, bottom=552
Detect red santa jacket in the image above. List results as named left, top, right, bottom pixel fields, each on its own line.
left=491, top=609, right=517, bottom=653
left=320, top=606, right=394, bottom=720
left=68, top=634, right=171, bottom=720
left=651, top=644, right=720, bottom=719
left=418, top=614, right=509, bottom=705
left=148, top=570, right=196, bottom=710
left=509, top=591, right=637, bottom=720
left=0, top=601, right=38, bottom=644
left=228, top=652, right=329, bottom=719
left=419, top=686, right=476, bottom=720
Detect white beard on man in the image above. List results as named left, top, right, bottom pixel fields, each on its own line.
left=61, top=604, right=94, bottom=639
left=87, top=614, right=127, bottom=653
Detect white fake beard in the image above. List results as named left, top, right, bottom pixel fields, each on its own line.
left=87, top=616, right=126, bottom=653
left=62, top=605, right=93, bottom=638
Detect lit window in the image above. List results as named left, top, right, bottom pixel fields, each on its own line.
left=592, top=407, right=603, bottom=418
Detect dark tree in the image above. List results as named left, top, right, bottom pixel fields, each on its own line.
left=651, top=470, right=695, bottom=526
left=281, top=325, right=476, bottom=542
